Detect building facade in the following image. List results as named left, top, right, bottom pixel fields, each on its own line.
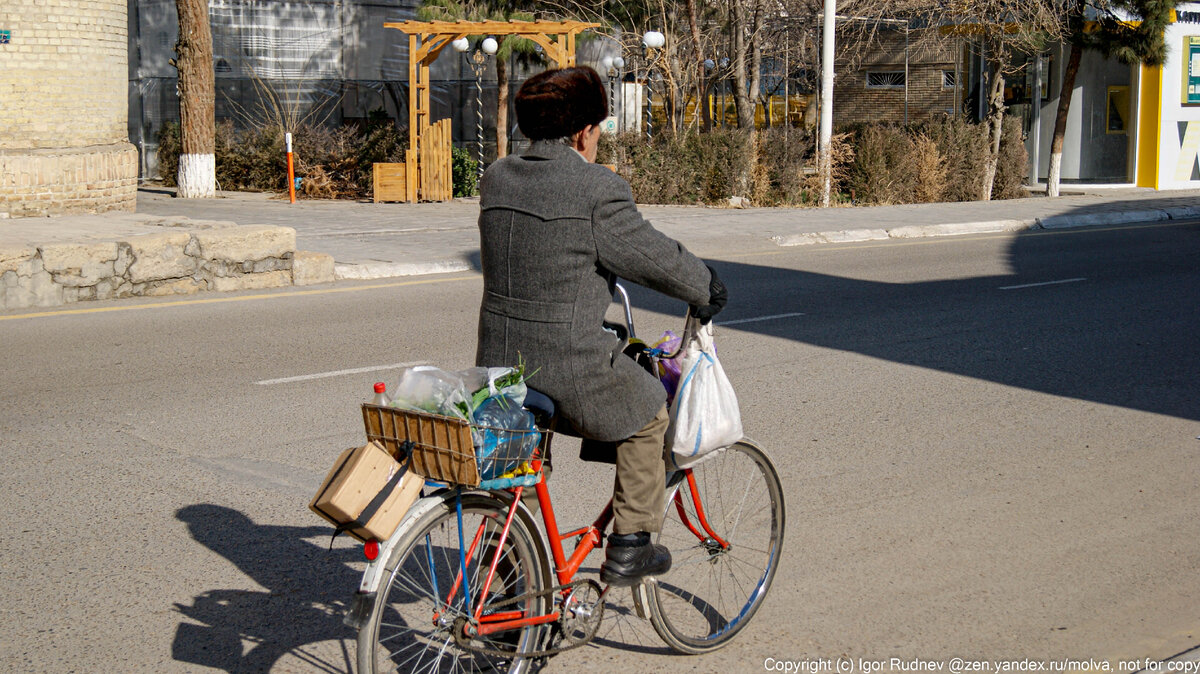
left=833, top=29, right=965, bottom=126
left=0, top=0, right=138, bottom=218
left=1016, top=3, right=1200, bottom=188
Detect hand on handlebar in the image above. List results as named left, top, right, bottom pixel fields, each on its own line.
left=690, top=264, right=727, bottom=325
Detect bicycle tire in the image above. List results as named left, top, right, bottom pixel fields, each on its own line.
left=647, top=439, right=786, bottom=654
left=357, top=492, right=551, bottom=674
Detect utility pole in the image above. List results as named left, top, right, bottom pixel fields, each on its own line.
left=820, top=0, right=835, bottom=207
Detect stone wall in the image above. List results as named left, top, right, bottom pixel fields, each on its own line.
left=0, top=0, right=138, bottom=217
left=0, top=223, right=335, bottom=310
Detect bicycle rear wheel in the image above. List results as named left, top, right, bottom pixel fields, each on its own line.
left=647, top=439, right=785, bottom=653
left=357, top=492, right=550, bottom=674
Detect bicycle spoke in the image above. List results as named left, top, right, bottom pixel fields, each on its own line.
left=361, top=495, right=547, bottom=674
left=649, top=442, right=784, bottom=652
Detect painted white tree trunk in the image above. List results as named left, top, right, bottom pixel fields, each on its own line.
left=1047, top=153, right=1063, bottom=197
left=177, top=153, right=215, bottom=198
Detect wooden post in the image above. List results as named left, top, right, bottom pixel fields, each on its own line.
left=385, top=20, right=600, bottom=202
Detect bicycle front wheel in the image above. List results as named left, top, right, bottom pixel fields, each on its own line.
left=357, top=492, right=550, bottom=674
left=647, top=439, right=786, bottom=653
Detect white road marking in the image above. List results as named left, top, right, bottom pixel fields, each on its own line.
left=719, top=312, right=807, bottom=326
left=998, top=277, right=1087, bottom=290
left=256, top=361, right=427, bottom=386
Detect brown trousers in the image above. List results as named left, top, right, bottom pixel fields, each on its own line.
left=523, top=405, right=670, bottom=535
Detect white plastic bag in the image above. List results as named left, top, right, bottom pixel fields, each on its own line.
left=665, top=318, right=743, bottom=468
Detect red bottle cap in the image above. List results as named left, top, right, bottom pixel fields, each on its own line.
left=373, top=382, right=386, bottom=393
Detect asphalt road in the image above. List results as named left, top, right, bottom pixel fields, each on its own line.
left=1, top=220, right=1197, bottom=672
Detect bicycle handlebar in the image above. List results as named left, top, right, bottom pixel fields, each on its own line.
left=612, top=282, right=697, bottom=360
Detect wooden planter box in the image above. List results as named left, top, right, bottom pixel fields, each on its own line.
left=373, top=162, right=409, bottom=203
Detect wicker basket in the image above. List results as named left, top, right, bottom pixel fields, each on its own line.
left=362, top=403, right=543, bottom=488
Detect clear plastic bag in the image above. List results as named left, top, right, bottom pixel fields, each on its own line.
left=390, top=365, right=524, bottom=421
left=471, top=395, right=540, bottom=480
left=390, top=366, right=473, bottom=420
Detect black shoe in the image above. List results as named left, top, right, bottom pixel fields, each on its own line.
left=600, top=532, right=671, bottom=587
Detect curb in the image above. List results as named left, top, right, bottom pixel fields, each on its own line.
left=334, top=259, right=472, bottom=280
left=773, top=207, right=1196, bottom=247
left=772, top=220, right=1035, bottom=246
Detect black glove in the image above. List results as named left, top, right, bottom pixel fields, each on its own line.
left=691, top=265, right=728, bottom=324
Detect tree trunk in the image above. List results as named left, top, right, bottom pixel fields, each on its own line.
left=496, top=56, right=509, bottom=159
left=1047, top=43, right=1082, bottom=197
left=686, top=0, right=711, bottom=131
left=980, top=68, right=1006, bottom=201
left=175, top=0, right=215, bottom=198
left=749, top=0, right=764, bottom=130
left=731, top=1, right=754, bottom=131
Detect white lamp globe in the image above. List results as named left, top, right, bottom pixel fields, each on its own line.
left=602, top=56, right=614, bottom=70
left=451, top=37, right=470, bottom=52
left=613, top=56, right=625, bottom=69
left=642, top=31, right=665, bottom=49
left=481, top=37, right=499, bottom=55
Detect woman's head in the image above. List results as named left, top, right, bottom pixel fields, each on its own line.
left=515, top=66, right=608, bottom=141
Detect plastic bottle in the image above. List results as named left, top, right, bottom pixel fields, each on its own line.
left=371, top=382, right=390, bottom=406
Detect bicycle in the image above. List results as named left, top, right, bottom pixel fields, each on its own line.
left=344, top=289, right=786, bottom=673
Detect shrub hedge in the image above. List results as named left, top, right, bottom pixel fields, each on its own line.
left=599, top=117, right=1028, bottom=206
left=161, top=116, right=1028, bottom=205
left=158, top=115, right=407, bottom=199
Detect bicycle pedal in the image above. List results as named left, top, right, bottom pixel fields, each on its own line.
left=630, top=580, right=652, bottom=621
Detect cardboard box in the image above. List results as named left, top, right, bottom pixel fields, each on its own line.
left=310, top=441, right=423, bottom=543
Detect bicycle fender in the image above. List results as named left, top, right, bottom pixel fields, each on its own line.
left=356, top=494, right=445, bottom=595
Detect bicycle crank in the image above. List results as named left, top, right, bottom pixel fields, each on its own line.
left=452, top=579, right=605, bottom=658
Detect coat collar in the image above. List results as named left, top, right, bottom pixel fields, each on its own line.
left=521, top=140, right=586, bottom=163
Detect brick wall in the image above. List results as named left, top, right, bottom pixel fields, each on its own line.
left=0, top=145, right=138, bottom=218
left=834, top=30, right=964, bottom=126
left=0, top=0, right=137, bottom=217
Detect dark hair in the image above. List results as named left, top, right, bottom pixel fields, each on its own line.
left=514, top=66, right=608, bottom=140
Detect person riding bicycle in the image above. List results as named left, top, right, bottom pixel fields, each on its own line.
left=474, top=66, right=727, bottom=587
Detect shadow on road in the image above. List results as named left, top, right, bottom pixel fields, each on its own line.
left=617, top=217, right=1200, bottom=422
left=172, top=504, right=360, bottom=673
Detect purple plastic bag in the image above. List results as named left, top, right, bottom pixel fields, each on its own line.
left=654, top=331, right=683, bottom=402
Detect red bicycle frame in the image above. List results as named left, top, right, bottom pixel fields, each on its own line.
left=445, top=451, right=730, bottom=641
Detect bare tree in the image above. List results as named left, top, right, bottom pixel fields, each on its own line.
left=905, top=0, right=1064, bottom=200
left=173, top=0, right=216, bottom=198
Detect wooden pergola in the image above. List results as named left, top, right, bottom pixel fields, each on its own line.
left=377, top=20, right=600, bottom=202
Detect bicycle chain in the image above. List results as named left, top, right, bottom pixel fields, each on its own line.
left=452, top=578, right=607, bottom=659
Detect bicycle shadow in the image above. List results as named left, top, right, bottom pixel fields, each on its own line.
left=171, top=504, right=361, bottom=674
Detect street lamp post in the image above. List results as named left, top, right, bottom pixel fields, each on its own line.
left=455, top=36, right=493, bottom=186
left=642, top=31, right=665, bottom=140
left=601, top=55, right=626, bottom=130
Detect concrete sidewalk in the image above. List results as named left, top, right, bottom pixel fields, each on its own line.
left=133, top=185, right=1200, bottom=277
left=3, top=184, right=1199, bottom=310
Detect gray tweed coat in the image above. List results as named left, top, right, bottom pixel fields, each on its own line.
left=475, top=141, right=712, bottom=442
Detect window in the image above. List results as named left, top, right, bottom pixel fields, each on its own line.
left=942, top=70, right=957, bottom=89
left=866, top=71, right=906, bottom=89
